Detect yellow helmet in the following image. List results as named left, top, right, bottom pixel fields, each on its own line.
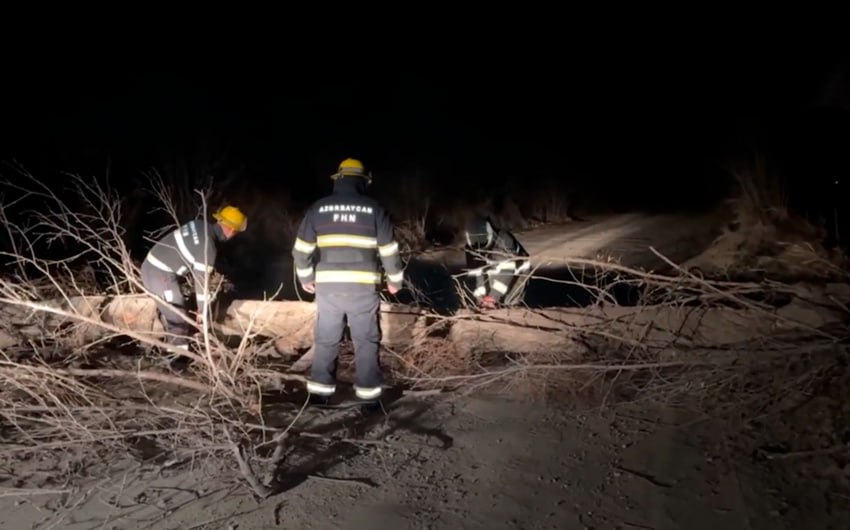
left=213, top=205, right=247, bottom=232
left=331, top=157, right=372, bottom=184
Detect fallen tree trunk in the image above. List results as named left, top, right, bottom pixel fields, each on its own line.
left=0, top=295, right=426, bottom=353
left=449, top=305, right=779, bottom=357
left=1, top=292, right=845, bottom=364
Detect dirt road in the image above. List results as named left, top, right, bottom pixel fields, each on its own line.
left=405, top=210, right=726, bottom=310
left=517, top=211, right=724, bottom=269
left=2, top=393, right=830, bottom=530
left=421, top=210, right=725, bottom=271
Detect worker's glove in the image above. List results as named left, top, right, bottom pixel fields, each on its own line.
left=203, top=270, right=234, bottom=296
left=190, top=311, right=206, bottom=329
left=479, top=295, right=498, bottom=310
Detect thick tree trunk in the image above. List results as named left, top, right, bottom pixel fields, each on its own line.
left=1, top=294, right=842, bottom=364
left=0, top=296, right=427, bottom=353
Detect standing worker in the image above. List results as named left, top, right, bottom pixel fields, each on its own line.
left=140, top=205, right=247, bottom=353
left=463, top=214, right=531, bottom=309
left=292, top=158, right=404, bottom=408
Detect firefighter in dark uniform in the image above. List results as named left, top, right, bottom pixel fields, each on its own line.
left=140, top=205, right=247, bottom=352
left=463, top=215, right=531, bottom=309
left=292, top=158, right=404, bottom=406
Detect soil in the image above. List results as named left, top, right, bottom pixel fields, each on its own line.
left=3, top=210, right=848, bottom=529
left=2, top=390, right=847, bottom=530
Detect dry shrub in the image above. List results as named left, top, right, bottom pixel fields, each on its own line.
left=735, top=152, right=789, bottom=223
left=0, top=165, right=309, bottom=502
left=520, top=179, right=575, bottom=226
left=687, top=215, right=847, bottom=281
left=394, top=214, right=429, bottom=254
left=463, top=192, right=524, bottom=233
left=466, top=192, right=537, bottom=233
left=685, top=155, right=849, bottom=281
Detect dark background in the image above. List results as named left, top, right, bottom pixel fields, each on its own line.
left=1, top=7, right=848, bottom=237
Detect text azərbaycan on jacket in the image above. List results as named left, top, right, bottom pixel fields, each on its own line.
left=291, top=177, right=404, bottom=292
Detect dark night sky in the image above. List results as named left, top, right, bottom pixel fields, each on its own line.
left=2, top=7, right=849, bottom=211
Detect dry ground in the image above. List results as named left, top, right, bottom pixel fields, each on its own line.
left=2, top=387, right=845, bottom=530
left=2, top=184, right=848, bottom=530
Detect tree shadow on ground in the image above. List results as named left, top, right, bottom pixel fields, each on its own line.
left=256, top=381, right=453, bottom=495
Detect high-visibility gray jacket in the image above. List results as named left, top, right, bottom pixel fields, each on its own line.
left=144, top=220, right=223, bottom=312
left=465, top=228, right=530, bottom=302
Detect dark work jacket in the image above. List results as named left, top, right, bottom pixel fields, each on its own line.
left=292, top=177, right=404, bottom=293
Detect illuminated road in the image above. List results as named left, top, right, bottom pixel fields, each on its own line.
left=421, top=210, right=724, bottom=273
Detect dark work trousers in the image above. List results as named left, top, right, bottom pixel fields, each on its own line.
left=309, top=290, right=383, bottom=400
left=140, top=260, right=193, bottom=347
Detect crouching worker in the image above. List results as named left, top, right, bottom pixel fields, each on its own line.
left=463, top=214, right=531, bottom=310
left=140, top=205, right=247, bottom=353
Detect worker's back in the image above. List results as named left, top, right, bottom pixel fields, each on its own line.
left=293, top=176, right=401, bottom=293
left=146, top=220, right=217, bottom=277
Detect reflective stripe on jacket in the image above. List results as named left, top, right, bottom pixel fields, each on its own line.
left=292, top=177, right=403, bottom=292
left=145, top=220, right=219, bottom=308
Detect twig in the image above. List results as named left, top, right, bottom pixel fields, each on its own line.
left=0, top=487, right=72, bottom=498
left=614, top=465, right=676, bottom=488
left=185, top=509, right=257, bottom=530
left=261, top=396, right=310, bottom=486
left=649, top=246, right=838, bottom=340
left=247, top=369, right=308, bottom=385
left=295, top=430, right=440, bottom=450
left=0, top=428, right=192, bottom=454
left=308, top=474, right=377, bottom=487
left=401, top=388, right=444, bottom=398
left=295, top=431, right=393, bottom=446
left=759, top=443, right=850, bottom=461
left=0, top=365, right=211, bottom=394
left=230, top=442, right=271, bottom=499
